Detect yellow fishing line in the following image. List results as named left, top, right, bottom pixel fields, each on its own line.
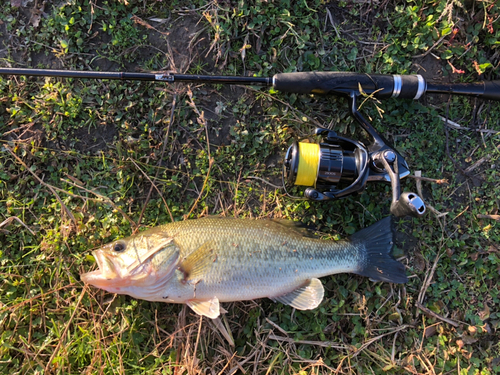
left=295, top=142, right=320, bottom=186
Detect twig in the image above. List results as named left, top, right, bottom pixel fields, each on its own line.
left=391, top=331, right=399, bottom=363
left=129, top=158, right=174, bottom=223
left=190, top=315, right=203, bottom=374
left=477, top=214, right=500, bottom=221
left=131, top=15, right=169, bottom=36
left=412, top=34, right=447, bottom=59
left=414, top=171, right=448, bottom=218
left=325, top=8, right=341, bottom=38
left=217, top=352, right=237, bottom=375
left=301, top=358, right=337, bottom=374
left=268, top=334, right=348, bottom=350
left=453, top=205, right=469, bottom=221
left=438, top=115, right=463, bottom=130
left=408, top=175, right=448, bottom=184
left=265, top=318, right=289, bottom=336
left=243, top=86, right=324, bottom=129
left=61, top=178, right=136, bottom=227
left=0, top=216, right=35, bottom=235
left=45, top=285, right=87, bottom=373
left=352, top=325, right=413, bottom=357
left=5, top=145, right=76, bottom=226
left=438, top=115, right=500, bottom=135
left=415, top=301, right=459, bottom=327
left=442, top=101, right=468, bottom=177
left=227, top=345, right=259, bottom=375
left=417, top=249, right=443, bottom=310
left=245, top=176, right=283, bottom=189
left=135, top=94, right=177, bottom=232
left=211, top=317, right=235, bottom=347
left=2, top=122, right=35, bottom=137
left=464, top=154, right=491, bottom=174
left=185, top=87, right=214, bottom=218
left=417, top=352, right=436, bottom=375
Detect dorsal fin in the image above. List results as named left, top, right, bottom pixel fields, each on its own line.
left=268, top=219, right=318, bottom=238
left=199, top=215, right=234, bottom=220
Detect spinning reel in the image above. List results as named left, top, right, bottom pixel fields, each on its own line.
left=283, top=93, right=426, bottom=218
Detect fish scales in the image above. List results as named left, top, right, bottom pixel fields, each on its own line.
left=155, top=218, right=361, bottom=301
left=81, top=216, right=407, bottom=318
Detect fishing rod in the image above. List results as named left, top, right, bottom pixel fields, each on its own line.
left=2, top=67, right=499, bottom=218
left=1, top=67, right=500, bottom=100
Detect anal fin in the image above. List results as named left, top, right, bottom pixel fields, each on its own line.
left=187, top=297, right=220, bottom=319
left=271, top=278, right=324, bottom=310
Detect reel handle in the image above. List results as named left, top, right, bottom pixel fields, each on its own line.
left=375, top=151, right=426, bottom=218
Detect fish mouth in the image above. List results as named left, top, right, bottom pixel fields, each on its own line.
left=80, top=250, right=151, bottom=291
left=80, top=251, right=121, bottom=288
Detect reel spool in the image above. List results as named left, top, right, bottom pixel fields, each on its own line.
left=283, top=130, right=369, bottom=201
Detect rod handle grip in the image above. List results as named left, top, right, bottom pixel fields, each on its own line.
left=273, top=72, right=425, bottom=99
left=273, top=72, right=394, bottom=98
left=484, top=81, right=500, bottom=101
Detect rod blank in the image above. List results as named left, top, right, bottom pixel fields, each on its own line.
left=0, top=67, right=271, bottom=85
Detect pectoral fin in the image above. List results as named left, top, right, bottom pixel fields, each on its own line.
left=271, top=278, right=324, bottom=310
left=180, top=241, right=217, bottom=283
left=187, top=297, right=220, bottom=319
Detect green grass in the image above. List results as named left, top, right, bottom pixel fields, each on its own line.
left=1, top=0, right=499, bottom=374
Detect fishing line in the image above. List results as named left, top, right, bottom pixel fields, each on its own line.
left=295, top=142, right=320, bottom=186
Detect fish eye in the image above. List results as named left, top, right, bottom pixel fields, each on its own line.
left=113, top=241, right=126, bottom=253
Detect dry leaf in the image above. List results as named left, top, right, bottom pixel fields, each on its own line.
left=480, top=322, right=491, bottom=334
left=473, top=61, right=482, bottom=75
left=479, top=304, right=490, bottom=321
left=30, top=10, right=42, bottom=28
left=414, top=252, right=426, bottom=272
left=469, top=252, right=479, bottom=261
left=462, top=334, right=478, bottom=345
left=488, top=245, right=499, bottom=253
left=447, top=60, right=465, bottom=74
left=424, top=325, right=438, bottom=338
left=468, top=325, right=477, bottom=334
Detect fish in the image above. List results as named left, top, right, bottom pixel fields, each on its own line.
left=80, top=216, right=407, bottom=319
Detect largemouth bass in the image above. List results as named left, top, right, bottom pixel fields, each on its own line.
left=81, top=216, right=406, bottom=318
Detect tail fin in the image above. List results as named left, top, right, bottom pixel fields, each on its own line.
left=350, top=216, right=407, bottom=284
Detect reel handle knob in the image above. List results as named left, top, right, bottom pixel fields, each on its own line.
left=390, top=192, right=426, bottom=217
